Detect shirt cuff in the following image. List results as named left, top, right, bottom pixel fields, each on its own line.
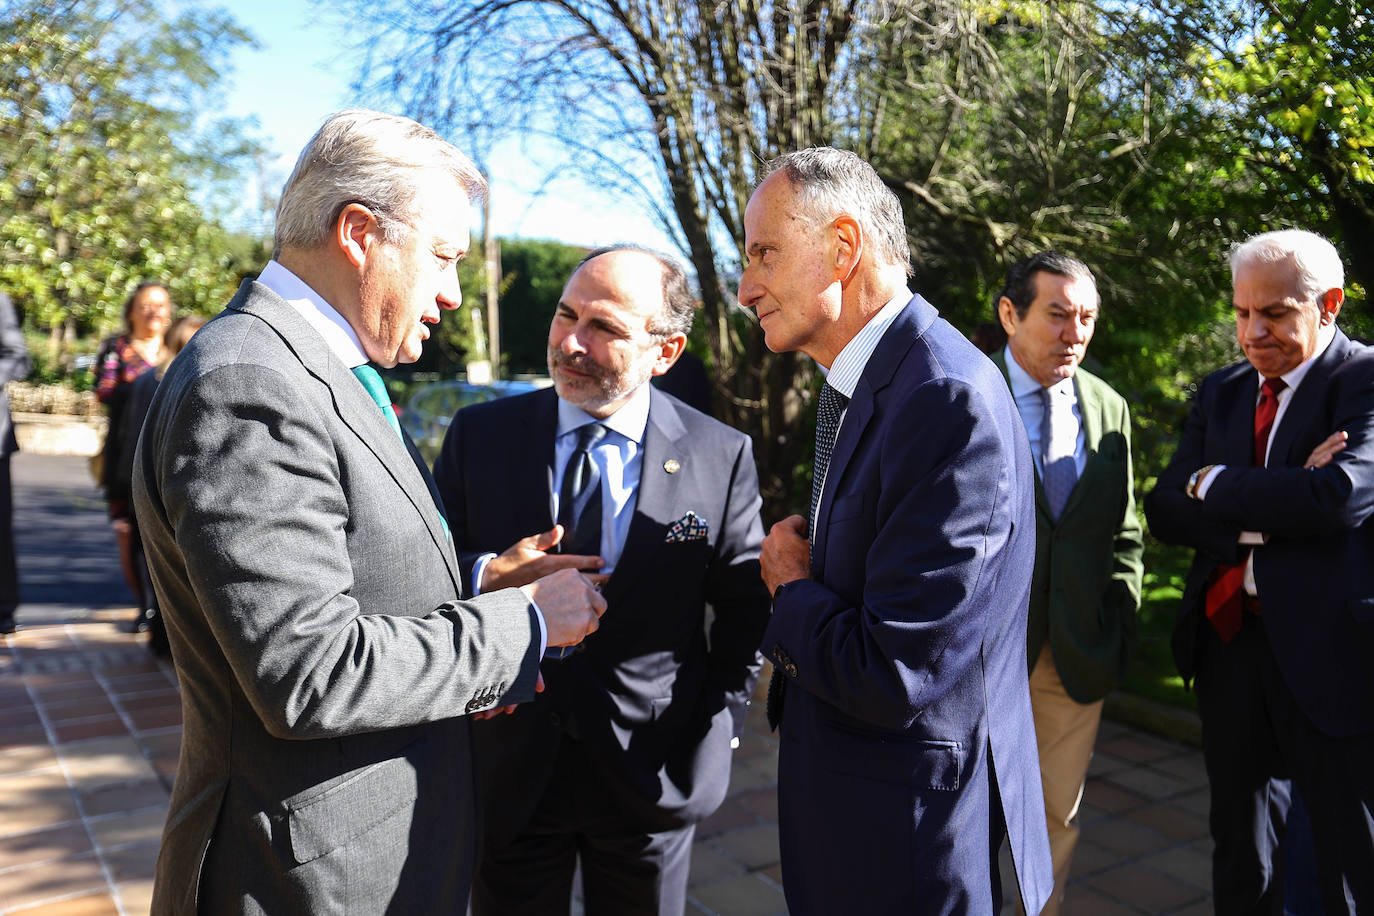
left=532, top=600, right=548, bottom=658
left=470, top=552, right=496, bottom=596
left=1195, top=465, right=1226, bottom=500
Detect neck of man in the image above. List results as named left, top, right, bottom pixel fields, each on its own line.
left=275, top=246, right=360, bottom=324
left=813, top=266, right=907, bottom=369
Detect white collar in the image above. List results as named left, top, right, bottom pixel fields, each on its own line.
left=557, top=381, right=652, bottom=444
left=1269, top=325, right=1336, bottom=394
left=256, top=260, right=369, bottom=369
left=823, top=289, right=912, bottom=398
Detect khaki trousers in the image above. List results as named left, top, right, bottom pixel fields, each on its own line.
left=1022, top=644, right=1104, bottom=916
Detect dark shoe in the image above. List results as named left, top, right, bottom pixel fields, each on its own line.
left=0, top=619, right=15, bottom=635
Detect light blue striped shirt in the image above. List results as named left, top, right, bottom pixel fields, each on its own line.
left=811, top=289, right=911, bottom=525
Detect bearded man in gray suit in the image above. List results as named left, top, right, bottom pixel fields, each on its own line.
left=133, top=110, right=605, bottom=915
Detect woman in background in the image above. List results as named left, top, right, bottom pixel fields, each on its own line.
left=111, top=314, right=205, bottom=655
left=95, top=281, right=171, bottom=626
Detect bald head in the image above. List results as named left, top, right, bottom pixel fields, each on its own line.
left=547, top=247, right=691, bottom=418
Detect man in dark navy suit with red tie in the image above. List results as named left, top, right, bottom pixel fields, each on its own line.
left=1146, top=229, right=1374, bottom=914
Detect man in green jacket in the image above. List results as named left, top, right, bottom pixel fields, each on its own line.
left=992, top=252, right=1144, bottom=915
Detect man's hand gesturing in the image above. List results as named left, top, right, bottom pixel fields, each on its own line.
left=483, top=525, right=603, bottom=591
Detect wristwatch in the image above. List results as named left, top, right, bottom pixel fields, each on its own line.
left=1186, top=465, right=1218, bottom=500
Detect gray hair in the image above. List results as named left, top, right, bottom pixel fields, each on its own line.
left=273, top=110, right=487, bottom=257
left=577, top=244, right=697, bottom=339
left=1230, top=229, right=1344, bottom=302
left=761, top=148, right=912, bottom=276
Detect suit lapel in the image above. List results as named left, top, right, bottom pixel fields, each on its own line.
left=522, top=388, right=560, bottom=529
left=813, top=294, right=933, bottom=574
left=229, top=281, right=462, bottom=590
left=603, top=388, right=687, bottom=605
left=1220, top=368, right=1260, bottom=467
left=1268, top=331, right=1350, bottom=468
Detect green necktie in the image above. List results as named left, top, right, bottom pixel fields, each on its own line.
left=351, top=365, right=402, bottom=440
left=351, top=364, right=451, bottom=540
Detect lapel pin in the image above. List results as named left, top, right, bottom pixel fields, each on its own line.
left=663, top=458, right=681, bottom=474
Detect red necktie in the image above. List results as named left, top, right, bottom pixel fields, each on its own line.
left=1205, top=377, right=1287, bottom=641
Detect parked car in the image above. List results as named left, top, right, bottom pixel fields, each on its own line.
left=400, top=378, right=548, bottom=463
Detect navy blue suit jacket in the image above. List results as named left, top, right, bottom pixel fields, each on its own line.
left=766, top=294, right=1053, bottom=915
left=1144, top=330, right=1374, bottom=738
left=432, top=386, right=770, bottom=843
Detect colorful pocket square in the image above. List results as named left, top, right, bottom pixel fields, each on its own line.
left=665, top=511, right=709, bottom=543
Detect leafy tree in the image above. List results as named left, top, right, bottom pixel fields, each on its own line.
left=1129, top=0, right=1373, bottom=298
left=343, top=0, right=872, bottom=515
left=0, top=0, right=264, bottom=349
left=498, top=238, right=589, bottom=376
left=340, top=0, right=1369, bottom=525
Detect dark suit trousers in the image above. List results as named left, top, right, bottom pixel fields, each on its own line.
left=0, top=454, right=17, bottom=621
left=471, top=735, right=695, bottom=916
left=1195, top=610, right=1374, bottom=915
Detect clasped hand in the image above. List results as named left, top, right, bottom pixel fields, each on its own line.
left=760, top=514, right=810, bottom=595
left=473, top=525, right=608, bottom=720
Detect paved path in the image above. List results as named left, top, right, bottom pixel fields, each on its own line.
left=0, top=454, right=1214, bottom=914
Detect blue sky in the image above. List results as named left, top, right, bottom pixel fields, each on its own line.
left=217, top=0, right=675, bottom=252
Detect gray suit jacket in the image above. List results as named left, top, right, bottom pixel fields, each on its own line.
left=134, top=280, right=542, bottom=915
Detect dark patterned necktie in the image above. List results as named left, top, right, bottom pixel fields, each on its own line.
left=1205, top=376, right=1287, bottom=642
left=808, top=383, right=850, bottom=541
left=549, top=423, right=607, bottom=659
left=558, top=423, right=608, bottom=557
left=769, top=382, right=849, bottom=730
left=1039, top=386, right=1079, bottom=520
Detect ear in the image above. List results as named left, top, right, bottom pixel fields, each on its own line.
left=650, top=332, right=688, bottom=377
left=335, top=203, right=380, bottom=270
left=833, top=215, right=862, bottom=282
left=1319, top=288, right=1344, bottom=325
left=996, top=296, right=1018, bottom=338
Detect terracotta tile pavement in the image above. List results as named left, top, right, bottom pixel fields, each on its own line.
left=0, top=618, right=1220, bottom=915
left=2, top=449, right=1217, bottom=914
left=0, top=618, right=174, bottom=915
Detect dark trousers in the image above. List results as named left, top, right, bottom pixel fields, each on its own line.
left=1195, top=611, right=1374, bottom=915
left=0, top=453, right=17, bottom=623
left=471, top=736, right=695, bottom=916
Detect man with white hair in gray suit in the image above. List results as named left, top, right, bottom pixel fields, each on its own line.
left=134, top=110, right=605, bottom=915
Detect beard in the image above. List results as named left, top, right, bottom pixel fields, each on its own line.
left=548, top=346, right=654, bottom=414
